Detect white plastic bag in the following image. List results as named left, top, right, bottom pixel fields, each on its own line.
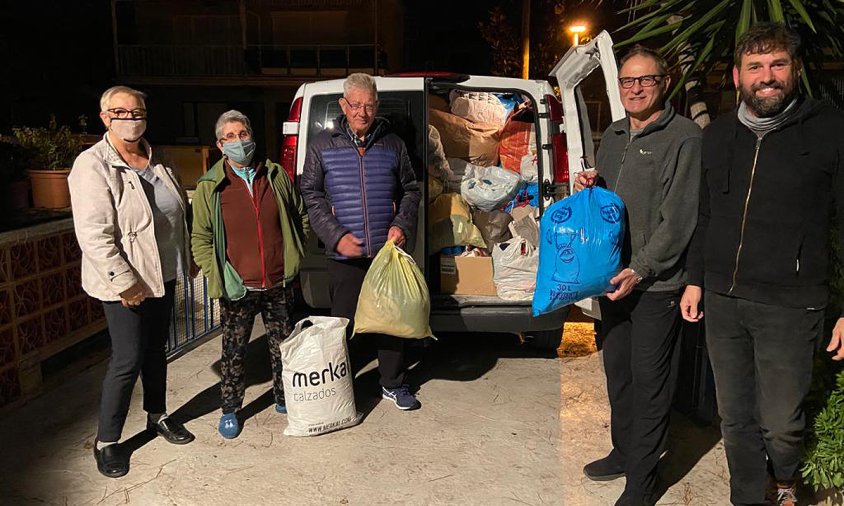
left=519, top=153, right=538, bottom=183
left=492, top=239, right=538, bottom=301
left=449, top=90, right=508, bottom=125
left=460, top=164, right=523, bottom=212
left=280, top=316, right=361, bottom=436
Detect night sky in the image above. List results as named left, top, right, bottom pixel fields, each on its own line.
left=0, top=0, right=621, bottom=134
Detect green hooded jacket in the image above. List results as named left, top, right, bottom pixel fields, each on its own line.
left=191, top=158, right=309, bottom=300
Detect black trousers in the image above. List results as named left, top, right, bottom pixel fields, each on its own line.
left=219, top=285, right=294, bottom=414
left=98, top=280, right=176, bottom=442
left=599, top=289, right=682, bottom=495
left=704, top=290, right=820, bottom=506
left=327, top=258, right=406, bottom=389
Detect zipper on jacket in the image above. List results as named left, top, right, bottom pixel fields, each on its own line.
left=728, top=136, right=763, bottom=294
left=243, top=178, right=270, bottom=288
left=613, top=137, right=633, bottom=191
left=129, top=169, right=163, bottom=291
left=358, top=151, right=371, bottom=257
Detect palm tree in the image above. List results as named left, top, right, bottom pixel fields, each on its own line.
left=614, top=0, right=844, bottom=125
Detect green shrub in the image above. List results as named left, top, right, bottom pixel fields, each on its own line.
left=802, top=364, right=844, bottom=491
left=12, top=115, right=82, bottom=170
left=802, top=222, right=844, bottom=492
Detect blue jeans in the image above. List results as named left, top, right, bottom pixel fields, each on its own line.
left=704, top=290, right=821, bottom=506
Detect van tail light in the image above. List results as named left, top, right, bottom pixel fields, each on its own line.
left=551, top=132, right=569, bottom=184
left=545, top=94, right=568, bottom=183
left=281, top=135, right=298, bottom=182
left=545, top=93, right=563, bottom=122
left=280, top=97, right=303, bottom=182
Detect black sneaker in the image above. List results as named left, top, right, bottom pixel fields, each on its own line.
left=583, top=450, right=625, bottom=481
left=381, top=385, right=421, bottom=410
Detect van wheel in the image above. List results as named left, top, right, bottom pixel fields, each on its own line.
left=524, top=327, right=564, bottom=351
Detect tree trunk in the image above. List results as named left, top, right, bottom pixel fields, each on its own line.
left=668, top=15, right=711, bottom=128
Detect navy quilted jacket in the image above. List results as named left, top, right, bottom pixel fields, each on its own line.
left=300, top=116, right=421, bottom=259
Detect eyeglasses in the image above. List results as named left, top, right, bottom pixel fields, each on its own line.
left=342, top=98, right=378, bottom=113
left=107, top=108, right=147, bottom=119
left=220, top=130, right=251, bottom=142
left=618, top=75, right=666, bottom=89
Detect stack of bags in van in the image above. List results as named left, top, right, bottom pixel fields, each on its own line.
left=427, top=91, right=541, bottom=300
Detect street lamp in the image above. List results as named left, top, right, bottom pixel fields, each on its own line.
left=568, top=23, right=587, bottom=46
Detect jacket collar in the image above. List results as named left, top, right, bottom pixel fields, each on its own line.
left=101, top=132, right=154, bottom=169
left=612, top=102, right=676, bottom=137
left=332, top=115, right=390, bottom=149
left=200, top=157, right=273, bottom=190
left=728, top=95, right=822, bottom=156
left=729, top=95, right=820, bottom=135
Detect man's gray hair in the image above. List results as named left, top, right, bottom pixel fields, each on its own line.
left=215, top=110, right=253, bottom=141
left=100, top=86, right=147, bottom=112
left=343, top=73, right=378, bottom=99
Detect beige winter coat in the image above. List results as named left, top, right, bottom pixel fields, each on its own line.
left=68, top=134, right=191, bottom=302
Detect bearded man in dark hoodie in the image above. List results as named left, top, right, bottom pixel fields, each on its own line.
left=681, top=23, right=844, bottom=506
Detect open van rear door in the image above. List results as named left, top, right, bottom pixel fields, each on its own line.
left=549, top=30, right=625, bottom=318
left=550, top=30, right=624, bottom=193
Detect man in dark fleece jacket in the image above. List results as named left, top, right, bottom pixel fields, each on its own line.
left=681, top=23, right=844, bottom=506
left=576, top=46, right=701, bottom=506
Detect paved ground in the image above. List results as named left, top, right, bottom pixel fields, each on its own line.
left=0, top=317, right=791, bottom=506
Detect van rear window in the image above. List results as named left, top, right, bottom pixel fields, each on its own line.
left=307, top=91, right=425, bottom=180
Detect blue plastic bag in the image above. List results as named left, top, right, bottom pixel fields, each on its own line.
left=502, top=182, right=539, bottom=213
left=495, top=93, right=522, bottom=118
left=532, top=187, right=625, bottom=316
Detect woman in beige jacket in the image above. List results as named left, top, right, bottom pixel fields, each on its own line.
left=68, top=86, right=195, bottom=479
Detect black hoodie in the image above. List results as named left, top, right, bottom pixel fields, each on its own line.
left=687, top=97, right=844, bottom=312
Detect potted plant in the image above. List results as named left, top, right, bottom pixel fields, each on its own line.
left=12, top=115, right=83, bottom=209
left=0, top=140, right=32, bottom=211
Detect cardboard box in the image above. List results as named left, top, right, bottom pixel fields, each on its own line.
left=440, top=255, right=497, bottom=296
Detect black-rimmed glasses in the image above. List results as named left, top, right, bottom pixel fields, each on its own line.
left=618, top=75, right=666, bottom=89
left=107, top=108, right=147, bottom=119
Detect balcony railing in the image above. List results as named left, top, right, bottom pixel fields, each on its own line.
left=117, top=43, right=379, bottom=78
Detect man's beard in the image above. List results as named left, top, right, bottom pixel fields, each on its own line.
left=739, top=78, right=798, bottom=118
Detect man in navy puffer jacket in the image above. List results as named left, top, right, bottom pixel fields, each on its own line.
left=300, top=73, right=422, bottom=410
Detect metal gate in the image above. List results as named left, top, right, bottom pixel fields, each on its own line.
left=166, top=272, right=221, bottom=357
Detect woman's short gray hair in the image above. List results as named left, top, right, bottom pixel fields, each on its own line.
left=100, top=86, right=147, bottom=112
left=343, top=73, right=378, bottom=99
left=215, top=110, right=253, bottom=141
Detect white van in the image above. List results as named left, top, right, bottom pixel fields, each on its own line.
left=280, top=32, right=624, bottom=350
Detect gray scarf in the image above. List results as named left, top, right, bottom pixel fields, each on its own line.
left=737, top=97, right=799, bottom=136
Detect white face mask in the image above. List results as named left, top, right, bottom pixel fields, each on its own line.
left=110, top=118, right=147, bottom=142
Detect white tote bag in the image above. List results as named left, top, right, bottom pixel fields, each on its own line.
left=280, top=316, right=361, bottom=436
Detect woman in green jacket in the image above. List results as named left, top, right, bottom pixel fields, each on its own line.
left=191, top=110, right=309, bottom=439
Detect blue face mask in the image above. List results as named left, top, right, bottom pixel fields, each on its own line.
left=222, top=139, right=256, bottom=167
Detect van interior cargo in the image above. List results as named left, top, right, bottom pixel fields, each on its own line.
left=424, top=87, right=541, bottom=305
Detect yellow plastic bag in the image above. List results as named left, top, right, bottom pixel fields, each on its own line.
left=353, top=241, right=434, bottom=339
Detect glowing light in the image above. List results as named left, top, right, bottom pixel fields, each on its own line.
left=568, top=23, right=588, bottom=46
